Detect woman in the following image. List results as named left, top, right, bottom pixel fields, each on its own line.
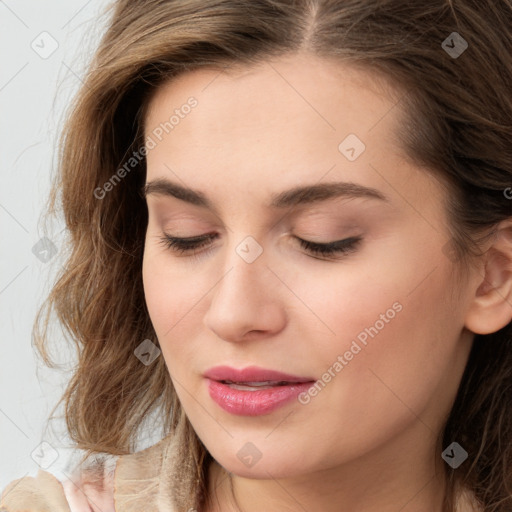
left=2, top=0, right=512, bottom=511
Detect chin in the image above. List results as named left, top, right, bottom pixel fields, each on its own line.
left=213, top=449, right=308, bottom=480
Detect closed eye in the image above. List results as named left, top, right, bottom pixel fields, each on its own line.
left=296, top=236, right=362, bottom=258
left=157, top=233, right=362, bottom=260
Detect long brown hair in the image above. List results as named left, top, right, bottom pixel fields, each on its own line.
left=34, top=1, right=512, bottom=511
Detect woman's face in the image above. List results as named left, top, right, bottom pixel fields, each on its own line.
left=142, top=53, right=476, bottom=480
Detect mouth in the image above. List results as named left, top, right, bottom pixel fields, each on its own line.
left=203, top=365, right=316, bottom=415
left=203, top=364, right=315, bottom=384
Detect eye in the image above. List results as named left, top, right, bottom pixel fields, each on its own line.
left=295, top=235, right=362, bottom=259
left=158, top=233, right=218, bottom=256
left=158, top=232, right=362, bottom=260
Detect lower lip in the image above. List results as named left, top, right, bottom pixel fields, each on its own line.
left=206, top=379, right=315, bottom=416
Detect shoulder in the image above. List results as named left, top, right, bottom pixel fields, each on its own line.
left=1, top=469, right=71, bottom=512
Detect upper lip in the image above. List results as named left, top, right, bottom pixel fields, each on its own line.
left=204, top=365, right=315, bottom=383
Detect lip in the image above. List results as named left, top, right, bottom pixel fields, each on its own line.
left=203, top=365, right=315, bottom=384
left=204, top=365, right=316, bottom=416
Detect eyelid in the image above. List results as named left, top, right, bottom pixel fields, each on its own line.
left=157, top=232, right=362, bottom=260
left=295, top=235, right=362, bottom=258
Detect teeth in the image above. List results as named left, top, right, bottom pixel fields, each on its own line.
left=230, top=383, right=273, bottom=391
left=222, top=380, right=289, bottom=389
left=244, top=381, right=287, bottom=386
left=229, top=383, right=275, bottom=391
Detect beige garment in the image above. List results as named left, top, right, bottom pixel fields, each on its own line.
left=0, top=434, right=180, bottom=512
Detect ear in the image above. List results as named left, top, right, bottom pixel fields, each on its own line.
left=464, top=218, right=512, bottom=335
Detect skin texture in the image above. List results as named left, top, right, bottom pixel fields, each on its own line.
left=141, top=52, right=509, bottom=512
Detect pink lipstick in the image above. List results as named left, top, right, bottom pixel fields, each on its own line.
left=204, top=365, right=316, bottom=416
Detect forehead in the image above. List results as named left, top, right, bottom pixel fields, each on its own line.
left=143, top=53, right=404, bottom=149
left=142, top=53, right=419, bottom=209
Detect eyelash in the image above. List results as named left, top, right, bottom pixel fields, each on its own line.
left=157, top=233, right=362, bottom=260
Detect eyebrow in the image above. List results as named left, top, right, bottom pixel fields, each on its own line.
left=142, top=178, right=388, bottom=212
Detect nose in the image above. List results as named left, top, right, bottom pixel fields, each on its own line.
left=203, top=250, right=287, bottom=343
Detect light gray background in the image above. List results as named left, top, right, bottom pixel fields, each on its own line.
left=0, top=0, right=151, bottom=490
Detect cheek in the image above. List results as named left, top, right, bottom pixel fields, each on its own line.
left=298, top=246, right=461, bottom=430
left=297, top=231, right=452, bottom=351
left=142, top=247, right=211, bottom=371
left=303, top=233, right=456, bottom=358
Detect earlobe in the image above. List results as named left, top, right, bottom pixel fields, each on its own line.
left=464, top=219, right=512, bottom=335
